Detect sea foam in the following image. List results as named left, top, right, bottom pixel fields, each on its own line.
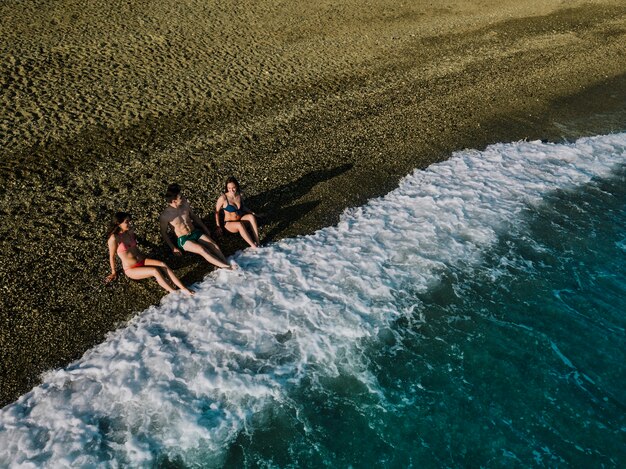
left=1, top=133, right=625, bottom=467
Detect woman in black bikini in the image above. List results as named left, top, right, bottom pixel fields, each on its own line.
left=105, top=212, right=193, bottom=295
left=215, top=177, right=260, bottom=248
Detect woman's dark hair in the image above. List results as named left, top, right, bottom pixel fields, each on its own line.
left=165, top=183, right=181, bottom=203
left=107, top=212, right=131, bottom=238
left=224, top=176, right=240, bottom=194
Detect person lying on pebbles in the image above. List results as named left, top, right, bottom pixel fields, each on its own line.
left=105, top=212, right=194, bottom=295
left=160, top=183, right=235, bottom=269
left=215, top=176, right=261, bottom=249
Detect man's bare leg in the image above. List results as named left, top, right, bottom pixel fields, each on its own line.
left=182, top=240, right=231, bottom=268
left=198, top=234, right=230, bottom=263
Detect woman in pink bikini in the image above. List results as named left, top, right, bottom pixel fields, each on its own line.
left=105, top=212, right=193, bottom=295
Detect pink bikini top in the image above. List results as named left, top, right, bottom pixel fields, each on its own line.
left=116, top=232, right=137, bottom=254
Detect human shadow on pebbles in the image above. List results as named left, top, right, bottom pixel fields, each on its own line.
left=249, top=163, right=353, bottom=242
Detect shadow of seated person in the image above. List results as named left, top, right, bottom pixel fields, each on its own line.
left=246, top=163, right=353, bottom=220
left=260, top=199, right=320, bottom=243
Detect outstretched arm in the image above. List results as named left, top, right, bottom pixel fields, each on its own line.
left=105, top=235, right=118, bottom=282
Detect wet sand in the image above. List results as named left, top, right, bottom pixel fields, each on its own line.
left=1, top=0, right=625, bottom=407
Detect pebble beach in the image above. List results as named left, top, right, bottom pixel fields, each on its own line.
left=1, top=0, right=625, bottom=407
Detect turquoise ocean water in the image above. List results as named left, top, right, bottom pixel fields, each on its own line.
left=1, top=134, right=625, bottom=467
left=225, top=165, right=626, bottom=468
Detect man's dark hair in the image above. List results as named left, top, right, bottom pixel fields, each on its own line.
left=165, top=183, right=181, bottom=203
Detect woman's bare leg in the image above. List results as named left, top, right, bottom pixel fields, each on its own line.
left=126, top=266, right=175, bottom=293
left=144, top=259, right=193, bottom=294
left=225, top=221, right=257, bottom=248
left=242, top=214, right=260, bottom=245
left=183, top=240, right=231, bottom=268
